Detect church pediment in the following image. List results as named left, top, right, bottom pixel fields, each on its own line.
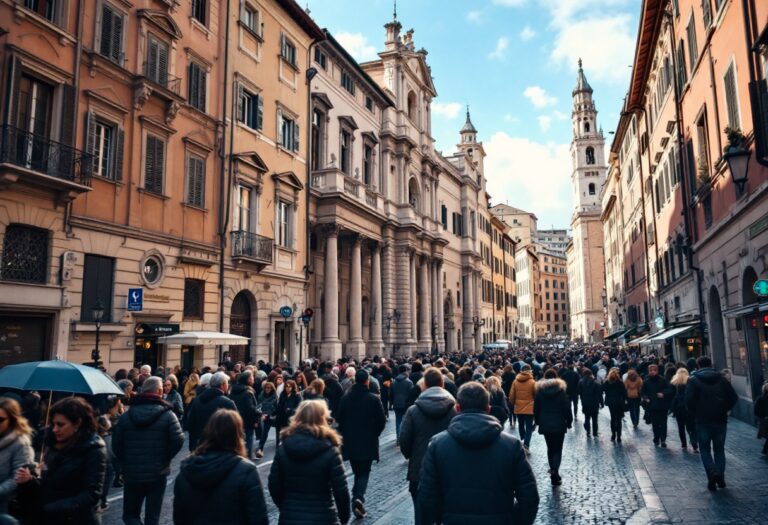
left=138, top=10, right=183, bottom=40
left=403, top=54, right=436, bottom=97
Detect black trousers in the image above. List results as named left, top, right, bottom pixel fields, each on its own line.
left=675, top=413, right=697, bottom=448
left=583, top=409, right=598, bottom=435
left=569, top=396, right=579, bottom=418
left=650, top=411, right=668, bottom=443
left=543, top=432, right=565, bottom=472
left=409, top=480, right=421, bottom=525
left=608, top=405, right=624, bottom=437
left=350, top=460, right=372, bottom=503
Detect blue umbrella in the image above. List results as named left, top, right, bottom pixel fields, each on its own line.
left=0, top=360, right=123, bottom=395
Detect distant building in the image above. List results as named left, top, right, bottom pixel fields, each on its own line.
left=534, top=229, right=570, bottom=255
left=490, top=204, right=538, bottom=248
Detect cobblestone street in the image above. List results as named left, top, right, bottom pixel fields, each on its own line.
left=101, top=409, right=768, bottom=525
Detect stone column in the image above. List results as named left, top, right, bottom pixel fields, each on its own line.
left=321, top=225, right=342, bottom=360
left=410, top=251, right=418, bottom=348
left=395, top=245, right=413, bottom=354
left=419, top=256, right=432, bottom=352
left=462, top=272, right=474, bottom=351
left=368, top=242, right=384, bottom=356
left=347, top=235, right=365, bottom=358
left=436, top=260, right=445, bottom=352
left=473, top=271, right=482, bottom=351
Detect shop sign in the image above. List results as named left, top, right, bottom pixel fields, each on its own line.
left=135, top=323, right=180, bottom=337
left=753, top=279, right=768, bottom=298
left=127, top=288, right=143, bottom=312
left=279, top=306, right=293, bottom=319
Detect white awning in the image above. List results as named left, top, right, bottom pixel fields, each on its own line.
left=156, top=331, right=249, bottom=346
left=645, top=325, right=696, bottom=344
left=627, top=333, right=652, bottom=345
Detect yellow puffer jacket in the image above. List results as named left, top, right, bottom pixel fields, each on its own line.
left=509, top=371, right=536, bottom=415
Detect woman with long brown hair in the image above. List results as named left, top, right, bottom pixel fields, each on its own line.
left=0, top=397, right=33, bottom=515
left=268, top=400, right=350, bottom=524
left=603, top=368, right=628, bottom=442
left=275, top=380, right=301, bottom=447
left=173, top=409, right=268, bottom=524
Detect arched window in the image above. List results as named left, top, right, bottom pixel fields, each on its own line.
left=407, top=91, right=417, bottom=121
left=586, top=147, right=595, bottom=165
left=584, top=122, right=590, bottom=133
left=588, top=183, right=596, bottom=195
left=408, top=177, right=419, bottom=209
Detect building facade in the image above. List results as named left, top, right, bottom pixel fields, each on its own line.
left=536, top=248, right=570, bottom=338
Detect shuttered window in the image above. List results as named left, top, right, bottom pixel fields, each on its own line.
left=99, top=4, right=124, bottom=64
left=686, top=19, right=698, bottom=69
left=676, top=40, right=687, bottom=94
left=701, top=0, right=712, bottom=28
left=146, top=35, right=169, bottom=87
left=441, top=205, right=447, bottom=229
left=183, top=279, right=205, bottom=319
left=723, top=62, right=741, bottom=130
left=85, top=111, right=124, bottom=181
left=186, top=153, right=205, bottom=208
left=280, top=33, right=297, bottom=67
left=237, top=84, right=263, bottom=130
left=192, top=0, right=206, bottom=25
left=81, top=254, right=114, bottom=322
left=278, top=112, right=300, bottom=152
left=144, top=134, right=165, bottom=195
left=188, top=62, right=206, bottom=112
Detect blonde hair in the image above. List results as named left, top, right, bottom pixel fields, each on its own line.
left=670, top=368, right=689, bottom=386
left=280, top=400, right=341, bottom=447
left=607, top=368, right=621, bottom=383
left=0, top=397, right=32, bottom=437
left=485, top=376, right=502, bottom=393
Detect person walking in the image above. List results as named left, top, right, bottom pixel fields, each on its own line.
left=183, top=372, right=199, bottom=413
left=509, top=365, right=536, bottom=452
left=399, top=368, right=456, bottom=525
left=255, top=381, right=278, bottom=459
left=15, top=397, right=107, bottom=525
left=0, top=398, right=33, bottom=516
left=578, top=369, right=603, bottom=437
left=685, top=356, right=738, bottom=490
left=163, top=376, right=184, bottom=422
left=187, top=372, right=237, bottom=452
left=274, top=380, right=301, bottom=447
left=559, top=361, right=580, bottom=420
left=418, top=382, right=539, bottom=525
left=229, top=371, right=260, bottom=459
left=268, top=400, right=350, bottom=525
left=112, top=376, right=185, bottom=525
left=336, top=369, right=386, bottom=520
left=641, top=364, right=673, bottom=447
left=320, top=363, right=344, bottom=418
left=623, top=369, right=643, bottom=428
left=534, top=369, right=572, bottom=486
left=670, top=368, right=697, bottom=451
left=755, top=382, right=768, bottom=456
left=173, top=410, right=268, bottom=525
left=602, top=368, right=627, bottom=443
left=486, top=376, right=510, bottom=428
left=390, top=365, right=413, bottom=444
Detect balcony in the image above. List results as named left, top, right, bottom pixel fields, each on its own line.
left=311, top=167, right=383, bottom=214
left=231, top=230, right=273, bottom=269
left=133, top=66, right=184, bottom=120
left=0, top=125, right=92, bottom=203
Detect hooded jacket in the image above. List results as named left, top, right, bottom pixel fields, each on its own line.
left=624, top=374, right=643, bottom=399
left=534, top=379, right=573, bottom=435
left=685, top=368, right=738, bottom=425
left=229, top=384, right=260, bottom=428
left=187, top=387, right=237, bottom=451
left=0, top=432, right=33, bottom=513
left=112, top=394, right=184, bottom=483
left=509, top=371, right=536, bottom=415
left=418, top=411, right=539, bottom=525
left=268, top=430, right=350, bottom=525
left=399, top=386, right=456, bottom=481
left=559, top=368, right=580, bottom=398
left=390, top=373, right=414, bottom=411
left=173, top=451, right=268, bottom=525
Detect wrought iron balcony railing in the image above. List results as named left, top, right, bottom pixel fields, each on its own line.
left=141, top=63, right=181, bottom=95
left=0, top=124, right=93, bottom=186
left=231, top=231, right=273, bottom=264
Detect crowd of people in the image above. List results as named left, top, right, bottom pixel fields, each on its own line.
left=0, top=341, right=764, bottom=524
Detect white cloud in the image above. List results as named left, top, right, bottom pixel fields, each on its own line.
left=467, top=10, right=482, bottom=23
left=485, top=132, right=572, bottom=227
left=553, top=110, right=568, bottom=120
left=538, top=116, right=553, bottom=132
left=523, top=86, right=558, bottom=108
left=334, top=32, right=378, bottom=62
left=504, top=114, right=520, bottom=124
left=432, top=102, right=463, bottom=119
left=520, top=26, right=536, bottom=41
left=488, top=37, right=509, bottom=60
left=493, top=0, right=528, bottom=6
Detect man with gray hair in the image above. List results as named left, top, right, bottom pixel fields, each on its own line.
left=187, top=371, right=236, bottom=451
left=113, top=376, right=184, bottom=525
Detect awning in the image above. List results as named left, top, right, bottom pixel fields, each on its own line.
left=605, top=328, right=628, bottom=340
left=627, top=333, right=652, bottom=345
left=722, top=302, right=768, bottom=319
left=645, top=325, right=696, bottom=344
left=156, top=331, right=249, bottom=346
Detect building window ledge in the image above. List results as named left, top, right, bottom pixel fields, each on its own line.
left=12, top=4, right=75, bottom=46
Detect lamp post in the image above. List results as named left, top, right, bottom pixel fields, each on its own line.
left=91, top=299, right=105, bottom=368
left=385, top=309, right=401, bottom=357
left=430, top=315, right=438, bottom=356
left=723, top=142, right=751, bottom=194
left=472, top=316, right=485, bottom=335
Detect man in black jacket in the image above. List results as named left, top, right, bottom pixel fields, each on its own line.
left=685, top=355, right=739, bottom=490
left=399, top=368, right=456, bottom=525
left=230, top=370, right=260, bottom=459
left=560, top=361, right=580, bottom=419
left=640, top=364, right=673, bottom=447
left=419, top=381, right=539, bottom=525
left=113, top=376, right=184, bottom=525
left=187, top=371, right=237, bottom=451
left=320, top=362, right=344, bottom=418
left=336, top=369, right=386, bottom=520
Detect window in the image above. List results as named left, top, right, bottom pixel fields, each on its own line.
left=365, top=96, right=374, bottom=113
left=341, top=71, right=355, bottom=96
left=81, top=254, right=114, bottom=322
left=142, top=255, right=163, bottom=285
left=278, top=112, right=299, bottom=152
left=192, top=0, right=206, bottom=25
left=723, top=62, right=741, bottom=131
left=703, top=194, right=713, bottom=229
left=702, top=0, right=712, bottom=27
left=144, top=134, right=165, bottom=195
left=407, top=91, right=417, bottom=121
left=146, top=35, right=169, bottom=87
left=588, top=183, right=596, bottom=195
left=0, top=224, right=49, bottom=284
left=183, top=279, right=205, bottom=319
left=363, top=143, right=373, bottom=186
left=314, top=48, right=327, bottom=69
left=277, top=200, right=292, bottom=248
left=280, top=33, right=297, bottom=67
left=188, top=62, right=207, bottom=112
left=340, top=130, right=352, bottom=174
left=186, top=153, right=205, bottom=208
left=586, top=147, right=595, bottom=165
left=99, top=3, right=124, bottom=64
left=241, top=4, right=259, bottom=34
left=686, top=17, right=698, bottom=68
left=85, top=112, right=124, bottom=181
left=695, top=112, right=710, bottom=185
left=441, top=205, right=448, bottom=229
left=24, top=0, right=58, bottom=24
left=237, top=86, right=263, bottom=130
left=234, top=185, right=253, bottom=232
left=584, top=122, right=590, bottom=133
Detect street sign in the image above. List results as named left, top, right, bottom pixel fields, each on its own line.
left=279, top=306, right=293, bottom=318
left=127, top=288, right=143, bottom=312
left=753, top=279, right=768, bottom=298
left=654, top=314, right=664, bottom=330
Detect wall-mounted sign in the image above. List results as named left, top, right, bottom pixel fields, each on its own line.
left=753, top=279, right=768, bottom=298
left=135, top=323, right=180, bottom=337
left=127, top=288, right=143, bottom=312
left=279, top=306, right=293, bottom=319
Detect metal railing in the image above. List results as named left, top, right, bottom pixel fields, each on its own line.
left=0, top=125, right=92, bottom=186
left=141, top=63, right=181, bottom=94
left=0, top=227, right=49, bottom=284
left=231, top=231, right=273, bottom=264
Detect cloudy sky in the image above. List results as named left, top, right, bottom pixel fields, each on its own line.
left=306, top=0, right=640, bottom=229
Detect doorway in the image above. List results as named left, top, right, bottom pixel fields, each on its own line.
left=230, top=292, right=252, bottom=364
left=273, top=320, right=291, bottom=364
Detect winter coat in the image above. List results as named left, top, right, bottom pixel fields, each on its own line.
left=275, top=392, right=301, bottom=429
left=559, top=368, right=580, bottom=399
left=390, top=374, right=414, bottom=411
left=186, top=387, right=237, bottom=451
left=336, top=384, right=386, bottom=462
left=509, top=371, right=536, bottom=415
left=183, top=380, right=198, bottom=405
left=22, top=432, right=106, bottom=525
left=578, top=376, right=603, bottom=414
left=164, top=389, right=184, bottom=420
left=489, top=389, right=510, bottom=426
left=418, top=411, right=539, bottom=525
left=173, top=451, right=268, bottom=525
left=624, top=376, right=643, bottom=399
left=112, top=394, right=184, bottom=483
left=230, top=384, right=260, bottom=428
left=321, top=374, right=344, bottom=417
left=670, top=383, right=689, bottom=418
left=257, top=390, right=278, bottom=418
left=685, top=368, right=738, bottom=425
left=602, top=380, right=627, bottom=410
left=534, top=379, right=572, bottom=435
left=501, top=371, right=517, bottom=397
left=0, top=432, right=33, bottom=513
left=640, top=375, right=673, bottom=413
left=399, top=387, right=456, bottom=482
left=268, top=430, right=350, bottom=525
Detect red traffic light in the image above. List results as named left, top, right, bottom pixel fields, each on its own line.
left=303, top=308, right=314, bottom=318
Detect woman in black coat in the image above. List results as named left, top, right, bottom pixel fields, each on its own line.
left=15, top=397, right=107, bottom=525
left=534, top=369, right=573, bottom=485
left=173, top=409, right=268, bottom=525
left=602, top=368, right=628, bottom=443
left=578, top=369, right=604, bottom=437
left=275, top=380, right=301, bottom=444
left=269, top=399, right=350, bottom=525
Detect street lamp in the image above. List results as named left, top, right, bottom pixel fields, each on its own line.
left=723, top=143, right=751, bottom=193
left=385, top=309, right=401, bottom=356
left=91, top=299, right=105, bottom=368
left=472, top=316, right=485, bottom=335
left=431, top=315, right=438, bottom=356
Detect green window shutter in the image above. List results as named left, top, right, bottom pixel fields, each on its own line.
left=113, top=126, right=124, bottom=182
left=256, top=93, right=263, bottom=130
left=100, top=5, right=112, bottom=58
left=111, top=10, right=123, bottom=63
left=189, top=63, right=198, bottom=107
left=276, top=109, right=283, bottom=146
left=293, top=121, right=300, bottom=152
left=158, top=42, right=169, bottom=86
left=147, top=38, right=158, bottom=80
left=85, top=111, right=97, bottom=176
left=236, top=82, right=244, bottom=122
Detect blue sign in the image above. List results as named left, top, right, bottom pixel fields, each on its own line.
left=754, top=279, right=768, bottom=298
left=127, top=288, right=143, bottom=312
left=279, top=306, right=293, bottom=318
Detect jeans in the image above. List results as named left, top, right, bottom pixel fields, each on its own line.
left=516, top=414, right=534, bottom=448
left=697, top=423, right=727, bottom=478
left=570, top=396, right=579, bottom=419
left=627, top=398, right=641, bottom=426
left=675, top=413, right=697, bottom=449
left=409, top=480, right=421, bottom=525
left=395, top=409, right=406, bottom=442
left=123, top=478, right=166, bottom=525
left=650, top=411, right=667, bottom=443
left=543, top=432, right=565, bottom=472
left=583, top=410, right=598, bottom=435
left=608, top=406, right=624, bottom=438
left=258, top=417, right=275, bottom=451
left=350, top=460, right=372, bottom=503
left=245, top=426, right=255, bottom=458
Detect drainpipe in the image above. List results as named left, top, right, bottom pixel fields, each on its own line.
left=304, top=42, right=319, bottom=358
left=65, top=0, right=85, bottom=235
left=218, top=0, right=232, bottom=331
